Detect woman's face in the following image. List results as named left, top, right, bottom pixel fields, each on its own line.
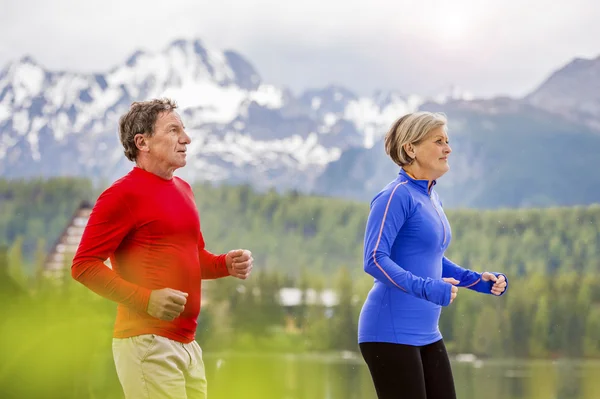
left=409, top=126, right=452, bottom=180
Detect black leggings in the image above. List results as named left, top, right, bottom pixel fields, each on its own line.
left=359, top=340, right=457, bottom=399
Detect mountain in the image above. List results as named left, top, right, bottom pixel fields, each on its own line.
left=316, top=97, right=600, bottom=208
left=315, top=56, right=600, bottom=208
left=0, top=39, right=427, bottom=192
left=525, top=55, right=600, bottom=130
left=1, top=38, right=600, bottom=208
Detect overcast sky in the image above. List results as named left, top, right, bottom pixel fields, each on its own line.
left=1, top=0, right=599, bottom=98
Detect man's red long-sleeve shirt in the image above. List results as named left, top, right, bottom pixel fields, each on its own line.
left=71, top=166, right=229, bottom=343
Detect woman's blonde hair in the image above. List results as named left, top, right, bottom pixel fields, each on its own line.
left=384, top=111, right=447, bottom=167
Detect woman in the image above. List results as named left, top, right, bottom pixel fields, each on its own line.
left=358, top=111, right=508, bottom=399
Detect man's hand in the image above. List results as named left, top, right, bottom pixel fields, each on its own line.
left=482, top=272, right=507, bottom=296
left=226, top=249, right=253, bottom=280
left=147, top=288, right=188, bottom=321
left=443, top=277, right=460, bottom=304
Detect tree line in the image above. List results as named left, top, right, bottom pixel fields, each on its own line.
left=1, top=177, right=600, bottom=360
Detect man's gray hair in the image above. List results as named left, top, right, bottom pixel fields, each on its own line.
left=118, top=98, right=178, bottom=161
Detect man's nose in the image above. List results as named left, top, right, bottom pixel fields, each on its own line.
left=182, top=130, right=191, bottom=144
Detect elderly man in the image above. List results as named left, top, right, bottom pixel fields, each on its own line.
left=72, top=98, right=253, bottom=399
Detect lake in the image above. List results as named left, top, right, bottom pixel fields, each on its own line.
left=19, top=350, right=600, bottom=398
left=200, top=353, right=600, bottom=399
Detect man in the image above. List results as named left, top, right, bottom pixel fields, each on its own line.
left=71, top=98, right=253, bottom=399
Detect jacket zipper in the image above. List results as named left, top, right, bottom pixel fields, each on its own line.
left=430, top=191, right=446, bottom=246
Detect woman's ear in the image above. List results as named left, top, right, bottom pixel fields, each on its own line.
left=403, top=143, right=415, bottom=159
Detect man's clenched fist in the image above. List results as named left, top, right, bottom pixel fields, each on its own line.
left=147, top=288, right=188, bottom=321
left=226, top=249, right=253, bottom=280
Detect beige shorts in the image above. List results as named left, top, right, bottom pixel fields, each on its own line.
left=112, top=334, right=207, bottom=399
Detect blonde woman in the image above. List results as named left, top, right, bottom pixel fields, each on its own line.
left=358, top=112, right=508, bottom=399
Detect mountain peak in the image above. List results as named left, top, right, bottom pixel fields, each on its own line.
left=527, top=54, right=600, bottom=94
left=19, top=55, right=39, bottom=66
left=168, top=38, right=189, bottom=49
left=525, top=53, right=600, bottom=130
left=164, top=38, right=208, bottom=55
left=0, top=55, right=47, bottom=101
left=545, top=55, right=600, bottom=82
left=125, top=50, right=145, bottom=67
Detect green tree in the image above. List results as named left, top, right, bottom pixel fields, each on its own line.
left=529, top=296, right=551, bottom=357
left=330, top=266, right=357, bottom=351
left=8, top=235, right=27, bottom=288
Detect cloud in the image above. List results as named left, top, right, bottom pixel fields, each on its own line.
left=1, top=0, right=599, bottom=97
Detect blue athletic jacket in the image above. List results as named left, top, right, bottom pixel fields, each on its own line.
left=358, top=169, right=507, bottom=346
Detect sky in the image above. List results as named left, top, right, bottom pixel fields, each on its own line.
left=1, top=0, right=599, bottom=99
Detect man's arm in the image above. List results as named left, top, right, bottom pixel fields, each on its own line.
left=198, top=233, right=229, bottom=280
left=71, top=187, right=152, bottom=312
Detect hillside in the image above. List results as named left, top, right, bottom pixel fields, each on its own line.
left=2, top=177, right=599, bottom=278
left=316, top=98, right=600, bottom=208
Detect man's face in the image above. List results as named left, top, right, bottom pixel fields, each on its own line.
left=143, top=111, right=191, bottom=173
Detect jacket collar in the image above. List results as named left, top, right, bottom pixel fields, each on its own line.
left=399, top=168, right=436, bottom=195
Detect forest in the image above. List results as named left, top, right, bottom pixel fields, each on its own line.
left=1, top=177, right=600, bottom=362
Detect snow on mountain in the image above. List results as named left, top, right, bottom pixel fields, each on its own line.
left=343, top=92, right=424, bottom=148
left=0, top=37, right=463, bottom=192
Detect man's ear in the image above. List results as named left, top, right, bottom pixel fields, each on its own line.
left=134, top=134, right=149, bottom=153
